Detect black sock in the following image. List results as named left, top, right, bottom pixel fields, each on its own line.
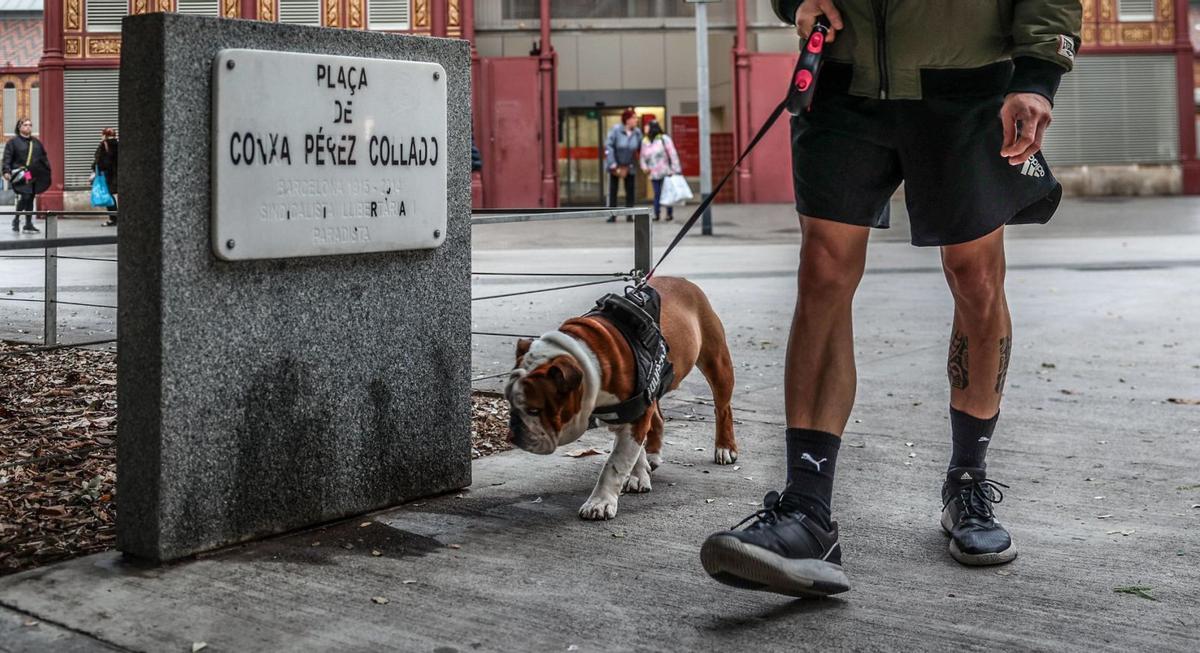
left=949, top=406, right=998, bottom=471
left=783, top=428, right=840, bottom=528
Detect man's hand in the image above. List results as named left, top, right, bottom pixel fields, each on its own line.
left=794, top=0, right=844, bottom=42
left=1000, top=93, right=1052, bottom=165
left=1, top=173, right=8, bottom=182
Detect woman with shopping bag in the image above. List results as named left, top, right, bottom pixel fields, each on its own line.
left=639, top=120, right=687, bottom=221
left=92, top=128, right=119, bottom=226
left=1, top=117, right=51, bottom=233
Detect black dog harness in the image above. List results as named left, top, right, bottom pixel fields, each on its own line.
left=585, top=287, right=675, bottom=425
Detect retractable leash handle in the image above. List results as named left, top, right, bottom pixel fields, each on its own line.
left=786, top=15, right=832, bottom=116
left=639, top=18, right=830, bottom=286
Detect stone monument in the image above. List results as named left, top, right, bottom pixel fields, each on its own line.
left=116, top=13, right=472, bottom=561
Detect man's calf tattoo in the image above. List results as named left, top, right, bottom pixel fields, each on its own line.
left=948, top=330, right=969, bottom=390
left=995, top=336, right=1012, bottom=394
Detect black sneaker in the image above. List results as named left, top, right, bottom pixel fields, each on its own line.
left=22, top=223, right=39, bottom=233
left=10, top=217, right=18, bottom=231
left=941, top=467, right=1017, bottom=566
left=700, top=491, right=850, bottom=597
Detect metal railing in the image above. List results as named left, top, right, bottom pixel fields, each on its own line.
left=0, top=211, right=118, bottom=349
left=469, top=206, right=653, bottom=382
left=2, top=207, right=654, bottom=356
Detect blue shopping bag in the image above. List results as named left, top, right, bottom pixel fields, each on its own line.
left=91, top=173, right=114, bottom=208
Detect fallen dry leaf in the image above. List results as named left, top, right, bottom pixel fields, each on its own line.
left=447, top=544, right=462, bottom=550
left=192, top=643, right=207, bottom=653
left=1166, top=398, right=1200, bottom=405
left=371, top=596, right=389, bottom=605
left=563, top=448, right=604, bottom=458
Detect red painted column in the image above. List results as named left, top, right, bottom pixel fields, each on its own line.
left=538, top=0, right=558, bottom=207
left=240, top=0, right=258, bottom=19
left=461, top=0, right=483, bottom=207
left=431, top=0, right=448, bottom=38
left=1175, top=0, right=1199, bottom=194
left=733, top=0, right=752, bottom=203
left=36, top=0, right=65, bottom=211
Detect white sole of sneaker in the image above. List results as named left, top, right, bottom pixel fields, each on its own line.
left=700, top=534, right=851, bottom=597
left=940, top=509, right=1018, bottom=566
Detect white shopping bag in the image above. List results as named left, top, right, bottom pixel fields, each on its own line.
left=660, top=175, right=694, bottom=207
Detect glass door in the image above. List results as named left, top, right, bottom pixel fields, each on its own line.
left=558, top=109, right=605, bottom=206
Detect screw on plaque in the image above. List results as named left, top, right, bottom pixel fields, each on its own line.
left=226, top=60, right=235, bottom=70
left=225, top=239, right=236, bottom=249
left=433, top=229, right=441, bottom=239
left=433, top=71, right=440, bottom=81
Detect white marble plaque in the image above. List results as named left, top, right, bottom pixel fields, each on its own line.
left=212, top=49, right=447, bottom=260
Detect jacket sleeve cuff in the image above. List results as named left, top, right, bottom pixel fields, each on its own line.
left=773, top=0, right=802, bottom=25
left=1006, top=57, right=1066, bottom=106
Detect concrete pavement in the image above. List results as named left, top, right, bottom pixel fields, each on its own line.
left=2, top=198, right=1199, bottom=651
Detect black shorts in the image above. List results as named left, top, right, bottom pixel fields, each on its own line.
left=791, top=72, right=1062, bottom=247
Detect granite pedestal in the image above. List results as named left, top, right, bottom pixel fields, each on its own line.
left=116, top=13, right=472, bottom=561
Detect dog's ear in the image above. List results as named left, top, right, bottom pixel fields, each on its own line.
left=515, top=338, right=533, bottom=360
left=547, top=356, right=582, bottom=394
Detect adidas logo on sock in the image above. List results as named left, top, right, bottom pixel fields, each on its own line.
left=1020, top=156, right=1045, bottom=178
left=978, top=436, right=990, bottom=442
left=959, top=471, right=973, bottom=481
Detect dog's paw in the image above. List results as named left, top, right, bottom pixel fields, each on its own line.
left=714, top=447, right=738, bottom=465
left=646, top=452, right=662, bottom=471
left=579, top=494, right=619, bottom=520
left=622, top=468, right=652, bottom=494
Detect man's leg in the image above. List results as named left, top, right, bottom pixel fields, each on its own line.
left=699, top=215, right=867, bottom=598
left=938, top=225, right=1017, bottom=566
left=623, top=172, right=635, bottom=222
left=606, top=174, right=619, bottom=222
left=778, top=216, right=870, bottom=527
left=941, top=226, right=1010, bottom=421
left=786, top=216, right=872, bottom=433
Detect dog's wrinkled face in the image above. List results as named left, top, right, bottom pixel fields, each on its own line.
left=504, top=338, right=587, bottom=454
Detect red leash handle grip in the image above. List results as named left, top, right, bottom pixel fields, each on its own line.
left=786, top=16, right=832, bottom=116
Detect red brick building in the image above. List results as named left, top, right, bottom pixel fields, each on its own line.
left=0, top=0, right=42, bottom=144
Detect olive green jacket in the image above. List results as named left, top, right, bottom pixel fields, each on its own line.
left=772, top=0, right=1082, bottom=102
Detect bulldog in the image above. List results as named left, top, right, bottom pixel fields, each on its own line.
left=504, top=276, right=738, bottom=520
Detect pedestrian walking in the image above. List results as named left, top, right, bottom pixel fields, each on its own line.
left=2, top=118, right=51, bottom=233
left=639, top=120, right=682, bottom=222
left=604, top=108, right=642, bottom=223
left=92, top=128, right=119, bottom=226
left=701, top=0, right=1081, bottom=597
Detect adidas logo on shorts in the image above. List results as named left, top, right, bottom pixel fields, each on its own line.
left=1020, top=156, right=1045, bottom=178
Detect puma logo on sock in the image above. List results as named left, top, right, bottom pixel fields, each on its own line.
left=801, top=453, right=828, bottom=471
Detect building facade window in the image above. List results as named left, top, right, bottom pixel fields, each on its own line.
left=87, top=0, right=128, bottom=33
left=1117, top=0, right=1155, bottom=22
left=501, top=0, right=694, bottom=20
left=277, top=0, right=322, bottom=25
left=176, top=0, right=222, bottom=16
left=29, top=85, right=39, bottom=135
left=2, top=84, right=16, bottom=136
left=64, top=69, right=119, bottom=189
left=368, top=0, right=410, bottom=30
